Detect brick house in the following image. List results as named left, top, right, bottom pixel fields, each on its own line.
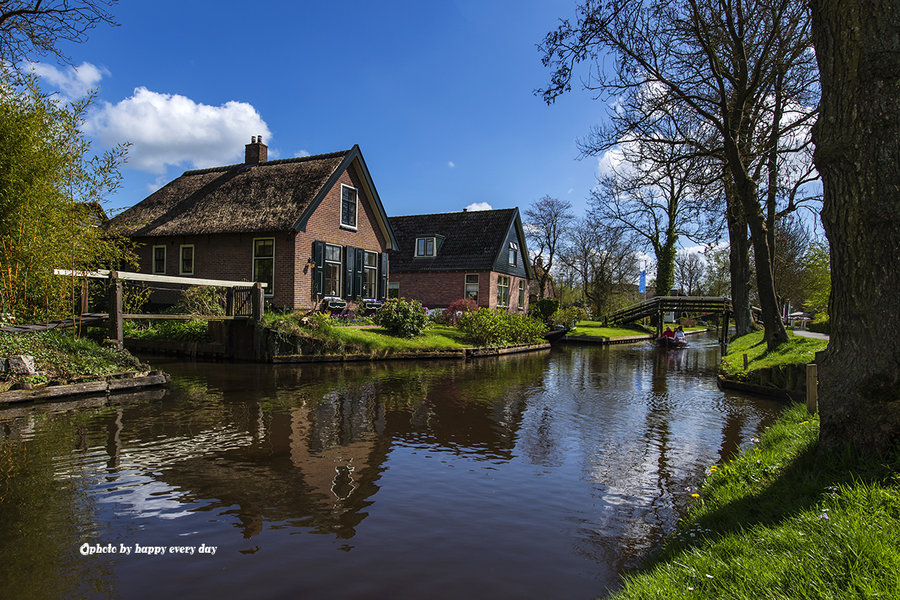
left=108, top=139, right=399, bottom=310
left=387, top=208, right=533, bottom=312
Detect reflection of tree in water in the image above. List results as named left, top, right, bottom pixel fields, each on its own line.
left=0, top=409, right=117, bottom=599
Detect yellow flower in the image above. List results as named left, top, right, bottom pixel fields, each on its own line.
left=691, top=493, right=700, bottom=498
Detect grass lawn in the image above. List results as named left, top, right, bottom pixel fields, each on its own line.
left=0, top=331, right=145, bottom=387
left=566, top=321, right=652, bottom=339
left=720, top=330, right=828, bottom=378
left=329, top=324, right=473, bottom=352
left=610, top=404, right=900, bottom=599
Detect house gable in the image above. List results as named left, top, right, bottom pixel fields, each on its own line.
left=292, top=145, right=398, bottom=250
left=490, top=210, right=532, bottom=279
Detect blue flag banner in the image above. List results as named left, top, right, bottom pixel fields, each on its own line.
left=639, top=270, right=646, bottom=294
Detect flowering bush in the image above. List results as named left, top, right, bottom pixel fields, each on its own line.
left=550, top=306, right=589, bottom=329
left=456, top=308, right=547, bottom=346
left=372, top=297, right=428, bottom=337
left=441, top=298, right=479, bottom=325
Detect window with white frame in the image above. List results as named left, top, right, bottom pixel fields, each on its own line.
left=253, top=238, right=275, bottom=296
left=152, top=245, right=166, bottom=274
left=341, top=185, right=358, bottom=229
left=497, top=275, right=510, bottom=308
left=180, top=245, right=194, bottom=275
left=363, top=251, right=378, bottom=298
left=465, top=274, right=479, bottom=301
left=415, top=237, right=436, bottom=257
left=518, top=280, right=525, bottom=307
left=324, top=244, right=342, bottom=296
left=509, top=242, right=518, bottom=266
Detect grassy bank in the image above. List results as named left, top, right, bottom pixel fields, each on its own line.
left=720, top=330, right=828, bottom=380
left=566, top=321, right=651, bottom=339
left=328, top=325, right=472, bottom=352
left=611, top=404, right=900, bottom=599
left=0, top=331, right=145, bottom=389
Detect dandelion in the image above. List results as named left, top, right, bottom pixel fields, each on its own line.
left=709, top=465, right=718, bottom=471
left=691, top=493, right=700, bottom=498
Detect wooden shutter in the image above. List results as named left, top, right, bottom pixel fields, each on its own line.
left=344, top=246, right=356, bottom=298
left=355, top=247, right=365, bottom=298
left=313, top=240, right=325, bottom=296
left=379, top=252, right=389, bottom=301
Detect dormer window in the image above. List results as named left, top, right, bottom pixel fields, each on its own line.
left=416, top=236, right=436, bottom=257
left=509, top=242, right=518, bottom=266
left=341, top=185, right=358, bottom=229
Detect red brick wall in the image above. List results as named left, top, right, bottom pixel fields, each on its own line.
left=294, top=163, right=389, bottom=309
left=390, top=270, right=529, bottom=312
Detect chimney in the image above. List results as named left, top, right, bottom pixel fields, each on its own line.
left=245, top=135, right=267, bottom=164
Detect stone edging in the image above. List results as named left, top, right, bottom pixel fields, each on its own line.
left=0, top=371, right=170, bottom=405
left=272, top=342, right=551, bottom=364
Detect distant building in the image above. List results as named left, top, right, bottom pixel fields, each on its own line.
left=387, top=208, right=532, bottom=311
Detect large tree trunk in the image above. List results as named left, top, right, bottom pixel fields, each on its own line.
left=726, top=190, right=754, bottom=337
left=810, top=0, right=900, bottom=454
left=654, top=236, right=677, bottom=297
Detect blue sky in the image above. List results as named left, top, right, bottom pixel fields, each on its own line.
left=33, top=0, right=605, bottom=219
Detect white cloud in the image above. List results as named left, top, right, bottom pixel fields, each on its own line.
left=464, top=202, right=492, bottom=212
left=295, top=149, right=311, bottom=158
left=596, top=146, right=627, bottom=178
left=448, top=161, right=455, bottom=168
left=30, top=61, right=108, bottom=99
left=85, top=87, right=271, bottom=174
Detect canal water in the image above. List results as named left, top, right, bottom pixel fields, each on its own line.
left=0, top=333, right=782, bottom=599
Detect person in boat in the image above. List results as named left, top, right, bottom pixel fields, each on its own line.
left=673, top=326, right=686, bottom=341
left=662, top=326, right=674, bottom=339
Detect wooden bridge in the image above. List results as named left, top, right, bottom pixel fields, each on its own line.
left=607, top=296, right=733, bottom=344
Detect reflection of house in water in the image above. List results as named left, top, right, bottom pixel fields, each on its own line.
left=75, top=357, right=546, bottom=541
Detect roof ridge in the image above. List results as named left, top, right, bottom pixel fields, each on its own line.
left=181, top=148, right=352, bottom=176
left=390, top=207, right=515, bottom=219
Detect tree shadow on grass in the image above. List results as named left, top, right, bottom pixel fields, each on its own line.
left=637, top=439, right=899, bottom=572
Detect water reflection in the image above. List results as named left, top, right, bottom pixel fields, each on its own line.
left=0, top=335, right=782, bottom=599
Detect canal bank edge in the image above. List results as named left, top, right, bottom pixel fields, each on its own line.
left=272, top=342, right=552, bottom=363
left=562, top=327, right=710, bottom=345
left=0, top=370, right=170, bottom=406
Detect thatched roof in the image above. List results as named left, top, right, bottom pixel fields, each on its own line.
left=389, top=208, right=532, bottom=277
left=108, top=149, right=350, bottom=237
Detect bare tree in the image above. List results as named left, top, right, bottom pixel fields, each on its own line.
left=0, top=1, right=116, bottom=67
left=810, top=0, right=900, bottom=454
left=674, top=250, right=705, bottom=296
left=539, top=0, right=819, bottom=349
left=525, top=195, right=574, bottom=299
left=558, top=218, right=639, bottom=318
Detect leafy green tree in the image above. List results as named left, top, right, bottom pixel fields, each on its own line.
left=0, top=70, right=132, bottom=321
left=801, top=242, right=829, bottom=318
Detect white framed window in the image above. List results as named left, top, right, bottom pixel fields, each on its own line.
left=497, top=275, right=510, bottom=308
left=363, top=251, right=378, bottom=298
left=152, top=245, right=166, bottom=274
left=253, top=238, right=275, bottom=296
left=340, top=185, right=358, bottom=229
left=518, top=280, right=525, bottom=307
left=509, top=242, right=518, bottom=267
left=179, top=245, right=194, bottom=275
left=415, top=237, right=436, bottom=257
left=465, top=274, right=479, bottom=301
left=387, top=282, right=400, bottom=299
left=324, top=243, right=342, bottom=296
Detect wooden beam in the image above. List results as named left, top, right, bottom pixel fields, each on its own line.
left=54, top=269, right=267, bottom=289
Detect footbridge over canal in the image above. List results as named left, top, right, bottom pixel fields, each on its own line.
left=607, top=296, right=736, bottom=344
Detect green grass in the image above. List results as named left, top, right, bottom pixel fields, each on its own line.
left=566, top=320, right=652, bottom=339
left=611, top=404, right=900, bottom=600
left=720, top=330, right=828, bottom=378
left=328, top=325, right=472, bottom=353
left=0, top=331, right=145, bottom=384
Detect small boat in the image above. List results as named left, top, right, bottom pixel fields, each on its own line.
left=543, top=328, right=568, bottom=344
left=657, top=336, right=688, bottom=348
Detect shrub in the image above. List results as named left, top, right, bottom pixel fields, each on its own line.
left=678, top=316, right=697, bottom=328
left=372, top=298, right=428, bottom=338
left=456, top=308, right=547, bottom=346
left=177, top=286, right=226, bottom=316
left=531, top=298, right=560, bottom=323
left=441, top=298, right=479, bottom=325
left=551, top=306, right=589, bottom=329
